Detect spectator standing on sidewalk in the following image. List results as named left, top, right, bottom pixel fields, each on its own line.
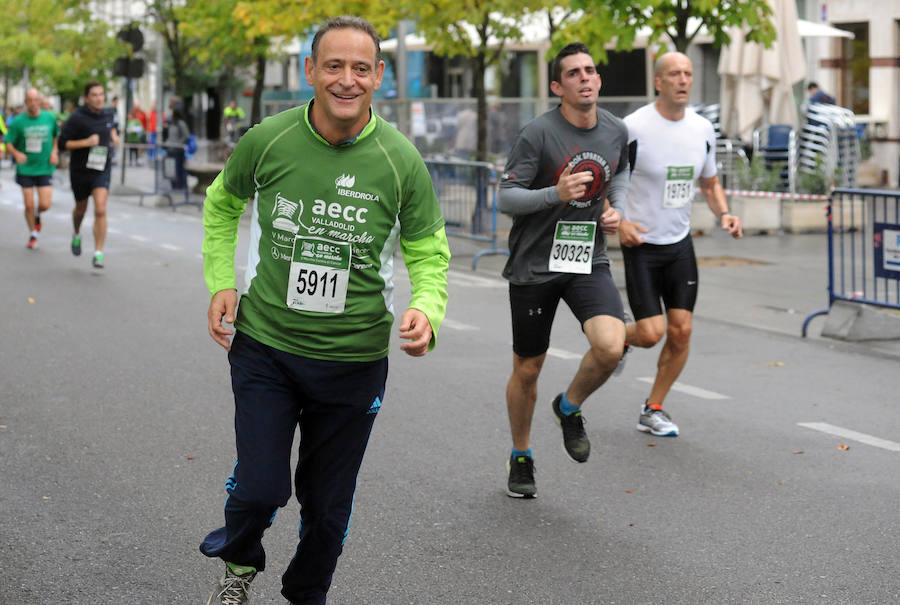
left=619, top=52, right=743, bottom=436
left=3, top=88, right=59, bottom=249
left=164, top=106, right=190, bottom=189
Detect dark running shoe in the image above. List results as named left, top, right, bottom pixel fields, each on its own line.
left=506, top=453, right=536, bottom=498
left=551, top=393, right=590, bottom=463
left=71, top=234, right=81, bottom=256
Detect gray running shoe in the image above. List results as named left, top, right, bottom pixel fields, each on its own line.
left=551, top=393, right=590, bottom=462
left=205, top=565, right=256, bottom=605
left=92, top=251, right=104, bottom=268
left=637, top=404, right=679, bottom=437
left=506, top=453, right=537, bottom=498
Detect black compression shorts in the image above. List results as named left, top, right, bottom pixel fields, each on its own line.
left=621, top=234, right=698, bottom=321
left=509, top=266, right=624, bottom=358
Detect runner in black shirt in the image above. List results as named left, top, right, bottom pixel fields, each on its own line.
left=58, top=81, right=119, bottom=268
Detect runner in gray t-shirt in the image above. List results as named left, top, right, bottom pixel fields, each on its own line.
left=497, top=42, right=629, bottom=498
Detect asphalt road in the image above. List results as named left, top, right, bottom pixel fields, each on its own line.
left=1, top=174, right=898, bottom=604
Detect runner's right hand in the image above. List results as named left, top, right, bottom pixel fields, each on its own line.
left=85, top=134, right=100, bottom=147
left=618, top=220, right=648, bottom=247
left=556, top=163, right=593, bottom=203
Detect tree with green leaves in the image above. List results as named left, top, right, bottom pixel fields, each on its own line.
left=413, top=0, right=546, bottom=161
left=0, top=0, right=120, bottom=106
left=179, top=0, right=274, bottom=126
left=558, top=0, right=775, bottom=59
left=216, top=0, right=404, bottom=124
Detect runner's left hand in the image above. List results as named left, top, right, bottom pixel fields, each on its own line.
left=399, top=308, right=433, bottom=357
left=600, top=206, right=621, bottom=234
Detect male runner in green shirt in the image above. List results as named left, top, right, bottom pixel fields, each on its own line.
left=4, top=88, right=59, bottom=249
left=200, top=16, right=450, bottom=605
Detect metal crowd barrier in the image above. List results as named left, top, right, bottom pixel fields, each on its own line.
left=803, top=187, right=900, bottom=336
left=115, top=142, right=200, bottom=211
left=424, top=158, right=509, bottom=270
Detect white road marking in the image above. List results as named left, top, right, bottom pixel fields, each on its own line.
left=447, top=269, right=505, bottom=288
left=442, top=318, right=479, bottom=331
left=130, top=235, right=148, bottom=243
left=547, top=347, right=582, bottom=360
left=636, top=377, right=730, bottom=400
left=160, top=243, right=181, bottom=251
left=797, top=422, right=900, bottom=452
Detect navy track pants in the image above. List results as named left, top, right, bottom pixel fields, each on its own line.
left=200, top=331, right=387, bottom=605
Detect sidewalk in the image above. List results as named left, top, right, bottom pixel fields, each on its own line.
left=448, top=225, right=900, bottom=361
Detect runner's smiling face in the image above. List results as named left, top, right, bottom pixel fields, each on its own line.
left=305, top=27, right=385, bottom=142
left=84, top=85, right=106, bottom=113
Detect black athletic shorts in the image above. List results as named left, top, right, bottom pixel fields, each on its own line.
left=15, top=174, right=52, bottom=188
left=621, top=233, right=698, bottom=321
left=509, top=265, right=624, bottom=358
left=70, top=169, right=111, bottom=201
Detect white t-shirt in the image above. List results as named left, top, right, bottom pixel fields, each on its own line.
left=623, top=104, right=717, bottom=245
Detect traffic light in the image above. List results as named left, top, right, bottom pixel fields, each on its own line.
left=115, top=25, right=144, bottom=79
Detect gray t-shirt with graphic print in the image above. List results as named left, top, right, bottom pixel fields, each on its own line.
left=498, top=106, right=629, bottom=285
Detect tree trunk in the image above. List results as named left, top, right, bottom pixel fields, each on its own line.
left=251, top=54, right=265, bottom=125
left=473, top=51, right=488, bottom=163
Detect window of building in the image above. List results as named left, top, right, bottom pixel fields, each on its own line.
left=597, top=49, right=647, bottom=97
left=836, top=22, right=870, bottom=115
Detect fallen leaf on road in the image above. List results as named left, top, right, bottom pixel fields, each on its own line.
left=792, top=450, right=804, bottom=454
left=646, top=443, right=656, bottom=447
left=0, top=425, right=7, bottom=430
left=28, top=297, right=35, bottom=303
left=624, top=489, right=632, bottom=494
left=186, top=456, right=195, bottom=461
left=42, top=496, right=51, bottom=501
left=838, top=443, right=850, bottom=451
left=765, top=361, right=786, bottom=367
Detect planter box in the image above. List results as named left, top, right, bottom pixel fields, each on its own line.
left=692, top=193, right=781, bottom=234
left=728, top=194, right=781, bottom=233
left=781, top=200, right=828, bottom=233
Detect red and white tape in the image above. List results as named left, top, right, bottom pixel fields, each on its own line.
left=723, top=189, right=829, bottom=201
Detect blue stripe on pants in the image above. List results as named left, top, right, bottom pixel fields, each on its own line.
left=199, top=331, right=387, bottom=605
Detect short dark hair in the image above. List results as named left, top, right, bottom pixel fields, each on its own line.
left=83, top=81, right=103, bottom=97
left=551, top=42, right=592, bottom=83
left=311, top=16, right=381, bottom=65
left=807, top=82, right=819, bottom=91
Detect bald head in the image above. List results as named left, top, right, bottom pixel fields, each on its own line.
left=654, top=52, right=691, bottom=78
left=24, top=88, right=41, bottom=117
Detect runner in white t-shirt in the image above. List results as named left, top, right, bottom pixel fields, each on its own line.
left=619, top=51, right=742, bottom=437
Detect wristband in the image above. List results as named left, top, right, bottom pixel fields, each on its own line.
left=718, top=211, right=731, bottom=218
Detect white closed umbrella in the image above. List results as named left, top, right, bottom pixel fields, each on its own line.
left=718, top=0, right=807, bottom=141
